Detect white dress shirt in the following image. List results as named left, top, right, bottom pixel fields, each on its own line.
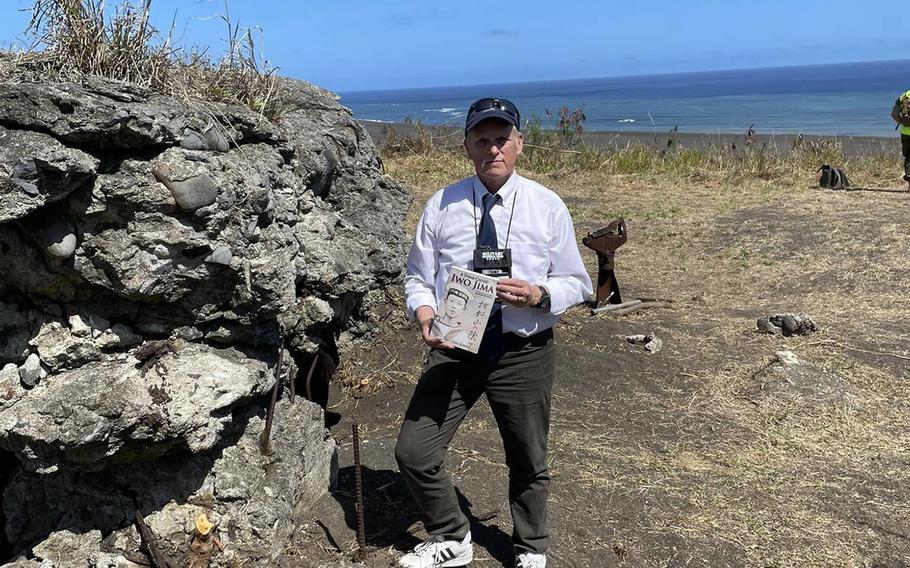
left=405, top=172, right=594, bottom=337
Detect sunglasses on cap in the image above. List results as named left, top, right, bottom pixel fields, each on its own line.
left=465, top=97, right=521, bottom=134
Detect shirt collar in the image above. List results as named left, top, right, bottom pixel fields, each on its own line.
left=472, top=171, right=520, bottom=206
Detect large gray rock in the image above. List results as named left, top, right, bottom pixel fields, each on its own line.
left=0, top=79, right=280, bottom=150
left=29, top=320, right=101, bottom=370
left=0, top=127, right=98, bottom=223
left=0, top=343, right=275, bottom=472
left=746, top=350, right=855, bottom=409
left=28, top=529, right=140, bottom=568
left=3, top=399, right=336, bottom=565
left=0, top=73, right=406, bottom=566
left=1, top=78, right=409, bottom=343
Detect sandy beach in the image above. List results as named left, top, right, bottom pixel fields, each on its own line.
left=361, top=120, right=902, bottom=157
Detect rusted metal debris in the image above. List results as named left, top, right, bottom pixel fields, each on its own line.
left=352, top=422, right=368, bottom=561
left=582, top=218, right=627, bottom=308
left=303, top=350, right=321, bottom=403
left=303, top=348, right=336, bottom=409
left=592, top=298, right=673, bottom=316
left=258, top=340, right=285, bottom=456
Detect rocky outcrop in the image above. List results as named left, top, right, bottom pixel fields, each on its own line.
left=0, top=75, right=409, bottom=565
left=4, top=399, right=335, bottom=567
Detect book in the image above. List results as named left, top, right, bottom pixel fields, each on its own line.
left=431, top=266, right=498, bottom=354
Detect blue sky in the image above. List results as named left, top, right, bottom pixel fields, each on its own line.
left=0, top=0, right=902, bottom=93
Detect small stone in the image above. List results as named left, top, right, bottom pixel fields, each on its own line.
left=644, top=334, right=663, bottom=354
left=180, top=128, right=208, bottom=151
left=193, top=203, right=218, bottom=218
left=205, top=246, right=233, bottom=266
left=97, top=323, right=143, bottom=349
left=756, top=318, right=781, bottom=335
left=773, top=350, right=802, bottom=367
left=89, top=315, right=111, bottom=338
left=779, top=315, right=798, bottom=335
left=151, top=244, right=171, bottom=259
left=69, top=314, right=92, bottom=337
left=168, top=173, right=219, bottom=211
left=204, top=126, right=230, bottom=153
left=173, top=326, right=204, bottom=341
left=245, top=219, right=261, bottom=240
left=47, top=232, right=77, bottom=258
left=625, top=334, right=648, bottom=344
left=182, top=150, right=211, bottom=163
left=766, top=313, right=817, bottom=336
left=23, top=219, right=78, bottom=259
left=19, top=353, right=47, bottom=387
left=12, top=158, right=37, bottom=180
left=15, top=179, right=40, bottom=196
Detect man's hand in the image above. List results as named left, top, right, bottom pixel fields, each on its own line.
left=415, top=305, right=455, bottom=349
left=496, top=278, right=541, bottom=308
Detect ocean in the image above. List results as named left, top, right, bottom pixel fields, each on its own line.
left=339, top=60, right=909, bottom=137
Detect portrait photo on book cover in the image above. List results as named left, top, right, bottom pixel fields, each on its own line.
left=432, top=285, right=472, bottom=345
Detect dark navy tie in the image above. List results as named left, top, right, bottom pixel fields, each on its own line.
left=477, top=192, right=504, bottom=360
left=479, top=192, right=499, bottom=248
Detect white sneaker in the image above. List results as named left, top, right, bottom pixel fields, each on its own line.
left=398, top=531, right=473, bottom=568
left=516, top=552, right=547, bottom=568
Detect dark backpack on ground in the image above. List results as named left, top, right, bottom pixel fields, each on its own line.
left=817, top=164, right=851, bottom=190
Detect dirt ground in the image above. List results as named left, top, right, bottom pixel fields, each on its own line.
left=284, top=156, right=910, bottom=567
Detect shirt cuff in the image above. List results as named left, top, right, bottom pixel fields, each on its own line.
left=406, top=293, right=437, bottom=321
left=542, top=279, right=588, bottom=315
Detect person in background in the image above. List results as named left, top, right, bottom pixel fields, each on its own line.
left=891, top=90, right=910, bottom=189
left=395, top=97, right=593, bottom=568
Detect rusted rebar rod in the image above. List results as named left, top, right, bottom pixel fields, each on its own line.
left=258, top=340, right=285, bottom=455
left=352, top=422, right=367, bottom=558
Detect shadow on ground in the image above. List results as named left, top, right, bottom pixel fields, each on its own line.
left=330, top=465, right=514, bottom=565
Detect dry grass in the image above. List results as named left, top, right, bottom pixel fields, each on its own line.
left=375, top=140, right=910, bottom=567
left=8, top=0, right=285, bottom=119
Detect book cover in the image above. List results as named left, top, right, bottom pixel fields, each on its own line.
left=431, top=266, right=498, bottom=354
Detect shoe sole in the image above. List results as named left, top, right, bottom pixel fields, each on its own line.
left=441, top=555, right=472, bottom=567
left=397, top=551, right=473, bottom=568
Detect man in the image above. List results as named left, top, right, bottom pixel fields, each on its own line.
left=395, top=97, right=593, bottom=568
left=891, top=90, right=910, bottom=189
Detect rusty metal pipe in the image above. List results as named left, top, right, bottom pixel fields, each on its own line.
left=352, top=423, right=367, bottom=558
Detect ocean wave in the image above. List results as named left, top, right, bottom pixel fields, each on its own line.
left=423, top=107, right=461, bottom=114
left=617, top=118, right=635, bottom=123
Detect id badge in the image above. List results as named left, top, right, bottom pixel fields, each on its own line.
left=473, top=247, right=512, bottom=278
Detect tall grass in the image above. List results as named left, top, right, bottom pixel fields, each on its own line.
left=8, top=0, right=285, bottom=119
left=380, top=118, right=898, bottom=186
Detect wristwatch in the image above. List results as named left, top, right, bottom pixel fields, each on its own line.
left=532, top=285, right=551, bottom=311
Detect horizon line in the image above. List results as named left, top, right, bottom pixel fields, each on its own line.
left=336, top=57, right=910, bottom=95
